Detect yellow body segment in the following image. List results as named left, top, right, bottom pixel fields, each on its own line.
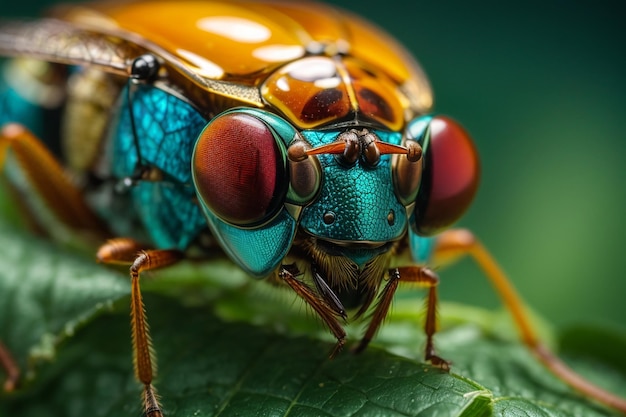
left=53, top=0, right=432, bottom=128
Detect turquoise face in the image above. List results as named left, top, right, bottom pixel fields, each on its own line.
left=298, top=129, right=407, bottom=245
left=190, top=105, right=416, bottom=277
left=190, top=106, right=417, bottom=275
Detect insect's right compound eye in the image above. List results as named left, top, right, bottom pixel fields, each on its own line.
left=192, top=111, right=289, bottom=227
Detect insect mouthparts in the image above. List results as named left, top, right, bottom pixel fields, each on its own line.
left=316, top=236, right=391, bottom=250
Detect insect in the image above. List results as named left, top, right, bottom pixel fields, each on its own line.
left=0, top=0, right=625, bottom=415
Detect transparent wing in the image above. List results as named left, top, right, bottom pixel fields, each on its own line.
left=0, top=19, right=262, bottom=108
left=0, top=19, right=143, bottom=75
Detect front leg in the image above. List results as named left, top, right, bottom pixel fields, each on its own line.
left=353, top=266, right=450, bottom=370
left=279, top=264, right=347, bottom=358
left=97, top=237, right=183, bottom=417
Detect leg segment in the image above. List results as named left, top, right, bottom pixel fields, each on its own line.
left=432, top=229, right=538, bottom=346
left=0, top=341, right=19, bottom=392
left=0, top=123, right=106, bottom=236
left=354, top=266, right=450, bottom=370
left=279, top=265, right=346, bottom=358
left=433, top=228, right=626, bottom=413
left=98, top=238, right=184, bottom=417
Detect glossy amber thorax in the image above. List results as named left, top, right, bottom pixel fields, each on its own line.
left=56, top=0, right=432, bottom=122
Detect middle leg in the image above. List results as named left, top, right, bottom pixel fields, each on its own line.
left=353, top=266, right=449, bottom=370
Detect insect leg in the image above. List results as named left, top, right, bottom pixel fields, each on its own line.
left=279, top=265, right=346, bottom=358
left=0, top=340, right=19, bottom=392
left=432, top=228, right=626, bottom=413
left=97, top=238, right=184, bottom=417
left=0, top=123, right=106, bottom=236
left=353, top=267, right=450, bottom=370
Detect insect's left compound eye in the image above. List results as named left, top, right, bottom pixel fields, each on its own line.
left=412, top=115, right=480, bottom=236
left=397, top=115, right=479, bottom=236
left=192, top=112, right=289, bottom=226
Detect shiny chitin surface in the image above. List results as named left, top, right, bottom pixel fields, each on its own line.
left=2, top=2, right=625, bottom=415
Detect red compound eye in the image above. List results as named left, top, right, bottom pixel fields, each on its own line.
left=413, top=116, right=480, bottom=236
left=193, top=112, right=288, bottom=226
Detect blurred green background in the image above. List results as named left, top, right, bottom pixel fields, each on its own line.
left=1, top=0, right=624, bottom=330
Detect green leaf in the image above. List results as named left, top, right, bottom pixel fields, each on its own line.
left=0, top=218, right=625, bottom=416
left=0, top=222, right=129, bottom=379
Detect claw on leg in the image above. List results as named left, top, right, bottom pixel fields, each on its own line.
left=425, top=352, right=450, bottom=371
